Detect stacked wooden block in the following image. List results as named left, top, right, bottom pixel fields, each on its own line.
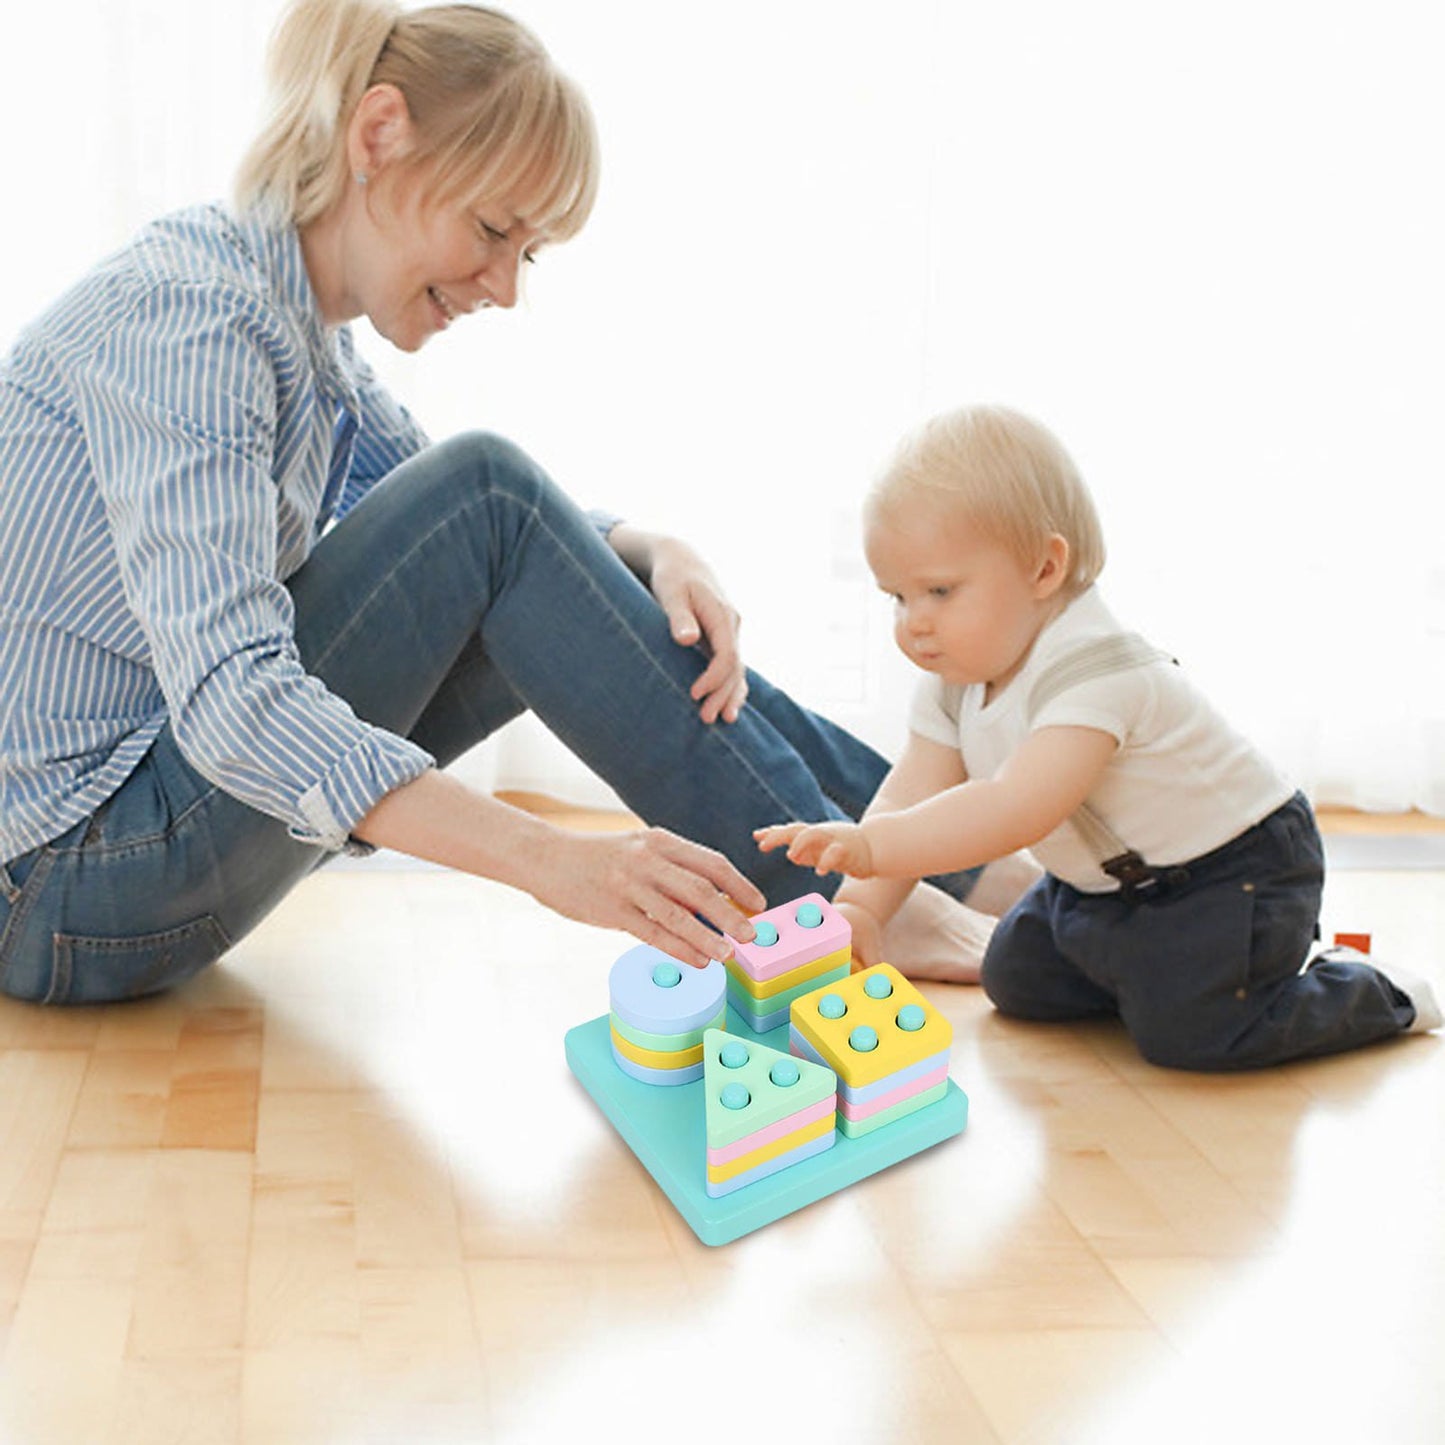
left=701, top=1029, right=837, bottom=1197
left=790, top=963, right=953, bottom=1138
left=724, top=893, right=852, bottom=1033
left=608, top=943, right=727, bottom=1086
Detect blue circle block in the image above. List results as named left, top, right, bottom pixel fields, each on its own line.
left=818, top=993, right=847, bottom=1020
left=720, top=1083, right=751, bottom=1111
left=609, top=945, right=727, bottom=1035
left=849, top=1025, right=879, bottom=1053
left=863, top=973, right=893, bottom=1000
left=896, top=1004, right=927, bottom=1032
left=719, top=1041, right=751, bottom=1070
left=769, top=1058, right=801, bottom=1088
left=795, top=902, right=824, bottom=929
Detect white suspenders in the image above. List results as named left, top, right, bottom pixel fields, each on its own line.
left=1027, top=634, right=1173, bottom=886
left=943, top=632, right=1178, bottom=895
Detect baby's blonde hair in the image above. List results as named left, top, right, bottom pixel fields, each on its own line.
left=868, top=405, right=1106, bottom=596
left=235, top=0, right=598, bottom=235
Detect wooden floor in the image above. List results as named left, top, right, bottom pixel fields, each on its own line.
left=0, top=850, right=1441, bottom=1443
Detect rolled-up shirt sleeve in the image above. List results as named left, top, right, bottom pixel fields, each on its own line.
left=74, top=281, right=434, bottom=850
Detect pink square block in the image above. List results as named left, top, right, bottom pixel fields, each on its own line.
left=732, top=893, right=851, bottom=984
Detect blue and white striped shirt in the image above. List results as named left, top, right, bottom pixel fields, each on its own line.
left=0, top=203, right=438, bottom=861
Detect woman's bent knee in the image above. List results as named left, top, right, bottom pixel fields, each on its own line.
left=437, top=430, right=546, bottom=504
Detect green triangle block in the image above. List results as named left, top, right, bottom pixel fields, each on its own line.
left=703, top=1028, right=837, bottom=1152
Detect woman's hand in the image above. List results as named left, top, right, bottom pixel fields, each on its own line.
left=532, top=827, right=765, bottom=969
left=753, top=820, right=876, bottom=879
left=608, top=525, right=748, bottom=723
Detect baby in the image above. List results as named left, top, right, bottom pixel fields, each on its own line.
left=757, top=405, right=1440, bottom=1069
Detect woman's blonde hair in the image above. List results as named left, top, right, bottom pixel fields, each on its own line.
left=868, top=405, right=1107, bottom=595
left=235, top=0, right=598, bottom=235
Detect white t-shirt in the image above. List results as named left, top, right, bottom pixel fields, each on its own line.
left=907, top=587, right=1295, bottom=892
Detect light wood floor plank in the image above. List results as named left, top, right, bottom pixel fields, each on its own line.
left=0, top=860, right=1437, bottom=1442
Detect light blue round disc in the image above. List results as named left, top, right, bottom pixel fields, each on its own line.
left=609, top=945, right=727, bottom=1035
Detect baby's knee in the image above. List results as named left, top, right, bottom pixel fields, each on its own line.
left=979, top=950, right=1035, bottom=1017
left=1128, top=1016, right=1231, bottom=1071
left=980, top=947, right=1080, bottom=1022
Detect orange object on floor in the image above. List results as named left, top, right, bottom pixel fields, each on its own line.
left=1334, top=931, right=1372, bottom=953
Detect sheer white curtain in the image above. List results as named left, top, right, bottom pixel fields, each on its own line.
left=8, top=1, right=1441, bottom=813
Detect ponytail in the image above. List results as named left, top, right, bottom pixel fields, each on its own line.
left=235, top=0, right=398, bottom=227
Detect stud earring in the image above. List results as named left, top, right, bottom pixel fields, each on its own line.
left=354, top=171, right=368, bottom=186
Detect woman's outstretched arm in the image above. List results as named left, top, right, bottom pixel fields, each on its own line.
left=355, top=768, right=763, bottom=969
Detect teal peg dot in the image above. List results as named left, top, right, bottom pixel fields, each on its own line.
left=849, top=1025, right=879, bottom=1053
left=720, top=1083, right=751, bottom=1111
left=818, top=993, right=847, bottom=1020
left=720, top=1041, right=750, bottom=1069
left=769, top=1058, right=800, bottom=1087
left=752, top=921, right=779, bottom=947
left=651, top=962, right=682, bottom=989
left=795, top=902, right=824, bottom=929
left=896, top=1004, right=927, bottom=1032
left=863, top=973, right=894, bottom=1000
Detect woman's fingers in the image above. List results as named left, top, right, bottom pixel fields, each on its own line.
left=665, top=600, right=702, bottom=647
left=689, top=636, right=745, bottom=723
left=685, top=590, right=745, bottom=721
left=617, top=830, right=764, bottom=967
left=623, top=893, right=724, bottom=971
left=537, top=828, right=772, bottom=970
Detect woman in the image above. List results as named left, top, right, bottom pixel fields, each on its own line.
left=0, top=0, right=997, bottom=1005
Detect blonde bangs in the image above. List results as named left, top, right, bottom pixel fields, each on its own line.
left=420, top=61, right=598, bottom=239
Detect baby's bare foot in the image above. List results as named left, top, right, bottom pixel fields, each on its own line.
left=882, top=883, right=995, bottom=984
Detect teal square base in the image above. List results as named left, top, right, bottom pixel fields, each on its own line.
left=564, top=1009, right=968, bottom=1246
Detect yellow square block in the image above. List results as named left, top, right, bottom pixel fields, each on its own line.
left=790, top=963, right=951, bottom=1091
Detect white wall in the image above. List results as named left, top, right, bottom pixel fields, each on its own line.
left=8, top=2, right=1442, bottom=810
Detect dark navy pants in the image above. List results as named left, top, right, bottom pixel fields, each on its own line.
left=980, top=793, right=1413, bottom=1070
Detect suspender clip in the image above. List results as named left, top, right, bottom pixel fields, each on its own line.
left=1103, top=850, right=1157, bottom=896
left=1103, top=851, right=1191, bottom=901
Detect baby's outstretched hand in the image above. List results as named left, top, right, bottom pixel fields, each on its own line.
left=753, top=821, right=875, bottom=879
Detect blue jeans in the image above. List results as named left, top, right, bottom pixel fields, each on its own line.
left=0, top=432, right=966, bottom=1005
left=980, top=793, right=1413, bottom=1070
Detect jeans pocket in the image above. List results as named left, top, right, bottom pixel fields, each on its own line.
left=49, top=915, right=232, bottom=1005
